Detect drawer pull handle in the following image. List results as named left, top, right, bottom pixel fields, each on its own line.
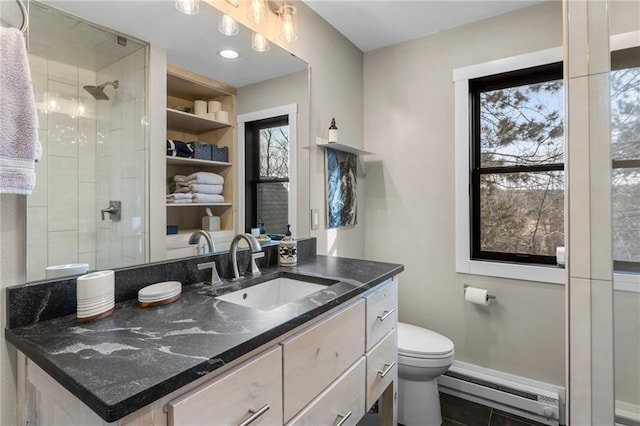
left=238, top=404, right=270, bottom=426
left=378, top=361, right=396, bottom=378
left=377, top=309, right=395, bottom=322
left=335, top=410, right=353, bottom=426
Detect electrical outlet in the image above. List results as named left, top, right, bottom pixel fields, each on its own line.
left=311, top=209, right=319, bottom=230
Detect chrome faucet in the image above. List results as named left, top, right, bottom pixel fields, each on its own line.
left=188, top=230, right=215, bottom=254
left=230, top=233, right=264, bottom=280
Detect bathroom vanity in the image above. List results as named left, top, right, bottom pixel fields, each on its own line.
left=6, top=251, right=402, bottom=425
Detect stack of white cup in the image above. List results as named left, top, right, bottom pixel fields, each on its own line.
left=76, top=270, right=115, bottom=321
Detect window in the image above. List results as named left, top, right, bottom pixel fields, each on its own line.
left=244, top=115, right=290, bottom=236
left=469, top=63, right=564, bottom=265
left=611, top=46, right=640, bottom=272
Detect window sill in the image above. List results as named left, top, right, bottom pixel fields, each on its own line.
left=458, top=259, right=566, bottom=285
left=613, top=272, right=640, bottom=293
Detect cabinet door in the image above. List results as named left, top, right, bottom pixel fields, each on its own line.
left=281, top=300, right=365, bottom=422
left=365, top=279, right=397, bottom=351
left=168, top=346, right=282, bottom=426
left=366, top=330, right=397, bottom=409
left=287, top=357, right=366, bottom=426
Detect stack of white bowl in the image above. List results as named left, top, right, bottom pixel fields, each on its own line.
left=76, top=270, right=115, bottom=321
left=138, top=281, right=182, bottom=305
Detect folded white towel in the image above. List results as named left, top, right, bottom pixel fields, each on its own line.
left=166, top=193, right=192, bottom=200
left=174, top=172, right=224, bottom=185
left=0, top=28, right=42, bottom=195
left=167, top=198, right=192, bottom=204
left=175, top=183, right=223, bottom=195
left=192, top=193, right=224, bottom=203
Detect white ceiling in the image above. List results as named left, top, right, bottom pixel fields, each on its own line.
left=303, top=0, right=544, bottom=52
left=36, top=1, right=308, bottom=88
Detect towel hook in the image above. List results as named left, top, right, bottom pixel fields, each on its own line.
left=16, top=0, right=28, bottom=33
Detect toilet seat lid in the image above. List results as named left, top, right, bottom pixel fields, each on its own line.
left=398, top=322, right=454, bottom=356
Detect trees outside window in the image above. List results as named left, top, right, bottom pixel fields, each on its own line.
left=611, top=46, right=640, bottom=272
left=470, top=63, right=564, bottom=265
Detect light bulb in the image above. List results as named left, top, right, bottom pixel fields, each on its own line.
left=219, top=49, right=240, bottom=59
left=248, top=0, right=268, bottom=24
left=278, top=3, right=297, bottom=43
left=175, top=0, right=199, bottom=15
left=252, top=33, right=270, bottom=52
left=218, top=14, right=239, bottom=36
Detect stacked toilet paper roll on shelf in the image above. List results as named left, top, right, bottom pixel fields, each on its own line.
left=76, top=270, right=115, bottom=322
left=192, top=99, right=229, bottom=123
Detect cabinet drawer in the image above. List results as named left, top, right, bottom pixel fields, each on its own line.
left=167, top=346, right=282, bottom=426
left=366, top=330, right=397, bottom=409
left=365, top=279, right=397, bottom=351
left=287, top=357, right=366, bottom=426
left=282, top=299, right=365, bottom=422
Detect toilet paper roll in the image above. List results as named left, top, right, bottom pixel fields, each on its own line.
left=76, top=270, right=115, bottom=300
left=207, top=100, right=222, bottom=113
left=214, top=110, right=228, bottom=123
left=556, top=247, right=566, bottom=266
left=465, top=286, right=490, bottom=306
left=193, top=100, right=207, bottom=116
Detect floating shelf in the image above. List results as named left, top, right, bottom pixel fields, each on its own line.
left=167, top=108, right=232, bottom=133
left=166, top=156, right=231, bottom=167
left=166, top=203, right=232, bottom=207
left=314, top=137, right=373, bottom=155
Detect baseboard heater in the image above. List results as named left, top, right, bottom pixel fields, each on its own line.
left=438, top=361, right=565, bottom=425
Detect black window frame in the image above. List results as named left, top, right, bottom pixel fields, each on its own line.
left=244, top=115, right=290, bottom=235
left=469, top=62, right=564, bottom=266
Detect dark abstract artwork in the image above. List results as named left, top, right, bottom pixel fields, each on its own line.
left=326, top=149, right=357, bottom=228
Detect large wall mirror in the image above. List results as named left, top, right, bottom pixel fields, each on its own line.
left=25, top=0, right=310, bottom=281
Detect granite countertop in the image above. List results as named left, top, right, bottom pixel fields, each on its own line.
left=5, top=255, right=403, bottom=422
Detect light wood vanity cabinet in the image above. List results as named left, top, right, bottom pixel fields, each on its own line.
left=18, top=276, right=399, bottom=426
left=167, top=346, right=282, bottom=426
left=281, top=299, right=365, bottom=422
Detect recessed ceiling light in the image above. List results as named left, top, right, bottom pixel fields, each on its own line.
left=219, top=49, right=240, bottom=59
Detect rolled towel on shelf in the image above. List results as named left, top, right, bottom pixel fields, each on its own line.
left=192, top=193, right=224, bottom=203
left=175, top=183, right=223, bottom=195
left=166, top=193, right=192, bottom=200
left=175, top=171, right=224, bottom=185
left=167, top=198, right=192, bottom=204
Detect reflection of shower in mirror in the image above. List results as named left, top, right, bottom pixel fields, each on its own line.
left=83, top=80, right=119, bottom=101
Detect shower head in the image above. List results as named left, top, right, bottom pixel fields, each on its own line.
left=83, top=80, right=119, bottom=101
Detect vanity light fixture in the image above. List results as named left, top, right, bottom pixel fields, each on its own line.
left=278, top=3, right=297, bottom=43
left=175, top=0, right=199, bottom=15
left=251, top=33, right=270, bottom=52
left=219, top=49, right=240, bottom=59
left=248, top=0, right=268, bottom=24
left=218, top=13, right=239, bottom=36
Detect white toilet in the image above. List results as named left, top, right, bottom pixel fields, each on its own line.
left=397, top=322, right=455, bottom=426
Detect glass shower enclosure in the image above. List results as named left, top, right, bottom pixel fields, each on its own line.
left=24, top=2, right=149, bottom=281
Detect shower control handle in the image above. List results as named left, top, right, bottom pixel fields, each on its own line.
left=101, top=200, right=121, bottom=222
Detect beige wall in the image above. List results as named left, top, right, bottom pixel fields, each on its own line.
left=363, top=1, right=566, bottom=385
left=237, top=70, right=311, bottom=236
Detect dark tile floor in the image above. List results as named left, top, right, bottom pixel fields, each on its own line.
left=440, top=393, right=548, bottom=426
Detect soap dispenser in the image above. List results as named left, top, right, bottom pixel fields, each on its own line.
left=279, top=224, right=297, bottom=266
left=328, top=118, right=338, bottom=143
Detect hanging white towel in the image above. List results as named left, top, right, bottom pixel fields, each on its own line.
left=0, top=27, right=41, bottom=195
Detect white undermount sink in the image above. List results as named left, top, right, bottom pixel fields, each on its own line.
left=215, top=277, right=332, bottom=311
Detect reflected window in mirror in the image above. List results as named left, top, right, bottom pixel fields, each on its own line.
left=245, top=115, right=290, bottom=238
left=612, top=46, right=640, bottom=272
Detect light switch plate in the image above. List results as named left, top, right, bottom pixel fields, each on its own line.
left=311, top=209, right=319, bottom=230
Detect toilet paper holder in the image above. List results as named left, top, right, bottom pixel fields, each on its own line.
left=463, top=285, right=496, bottom=300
